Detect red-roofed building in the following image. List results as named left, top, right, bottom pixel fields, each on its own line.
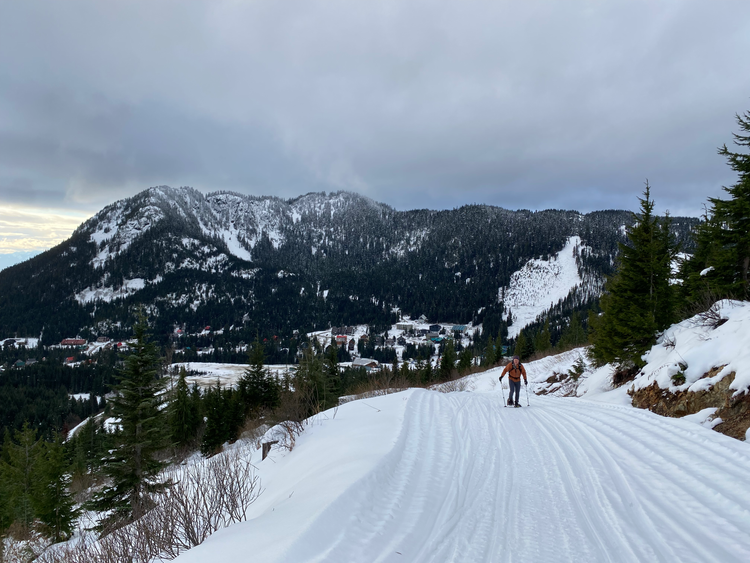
left=61, top=338, right=87, bottom=347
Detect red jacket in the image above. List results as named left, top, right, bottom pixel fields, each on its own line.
left=501, top=361, right=527, bottom=383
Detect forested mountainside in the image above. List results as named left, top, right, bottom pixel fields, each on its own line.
left=0, top=186, right=698, bottom=344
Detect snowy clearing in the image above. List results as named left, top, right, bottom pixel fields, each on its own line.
left=503, top=236, right=583, bottom=338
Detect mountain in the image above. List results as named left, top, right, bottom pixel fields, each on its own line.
left=0, top=186, right=698, bottom=344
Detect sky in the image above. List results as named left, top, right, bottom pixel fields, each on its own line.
left=1, top=0, right=750, bottom=261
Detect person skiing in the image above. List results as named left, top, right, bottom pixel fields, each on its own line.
left=499, top=355, right=527, bottom=407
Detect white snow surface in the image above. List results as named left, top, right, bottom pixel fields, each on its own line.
left=173, top=355, right=750, bottom=563
left=503, top=236, right=583, bottom=338
left=171, top=362, right=294, bottom=389
left=633, top=299, right=750, bottom=397
left=74, top=277, right=157, bottom=305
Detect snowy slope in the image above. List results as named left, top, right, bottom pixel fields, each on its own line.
left=174, top=384, right=750, bottom=563
left=503, top=236, right=583, bottom=338
left=633, top=299, right=750, bottom=396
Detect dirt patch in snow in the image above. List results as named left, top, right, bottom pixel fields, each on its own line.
left=630, top=367, right=750, bottom=440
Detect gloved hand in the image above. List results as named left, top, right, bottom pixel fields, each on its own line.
left=499, top=375, right=503, bottom=382
left=524, top=380, right=528, bottom=386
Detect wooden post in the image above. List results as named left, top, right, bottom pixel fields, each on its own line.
left=262, top=440, right=279, bottom=460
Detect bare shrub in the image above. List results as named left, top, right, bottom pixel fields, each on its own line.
left=347, top=370, right=411, bottom=400
left=661, top=333, right=676, bottom=349
left=695, top=300, right=728, bottom=329
left=2, top=525, right=50, bottom=563
left=37, top=449, right=260, bottom=562
left=265, top=420, right=305, bottom=452
left=435, top=375, right=475, bottom=393
left=685, top=290, right=731, bottom=329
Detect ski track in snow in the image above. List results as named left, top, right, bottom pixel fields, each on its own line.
left=275, top=391, right=750, bottom=563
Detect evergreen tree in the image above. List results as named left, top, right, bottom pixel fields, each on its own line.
left=239, top=339, right=281, bottom=416
left=557, top=311, right=587, bottom=349
left=439, top=341, right=457, bottom=381
left=457, top=347, right=473, bottom=375
left=513, top=331, right=528, bottom=360
left=200, top=383, right=226, bottom=457
left=483, top=336, right=496, bottom=366
left=0, top=447, right=12, bottom=534
left=534, top=320, right=552, bottom=354
left=169, top=367, right=200, bottom=450
left=323, top=344, right=342, bottom=410
left=421, top=357, right=434, bottom=384
left=294, top=347, right=326, bottom=416
left=495, top=333, right=504, bottom=361
left=1, top=424, right=42, bottom=532
left=34, top=437, right=79, bottom=542
left=681, top=110, right=750, bottom=302
left=590, top=185, right=677, bottom=367
left=89, top=313, right=170, bottom=525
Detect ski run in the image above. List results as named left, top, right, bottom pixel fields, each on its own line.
left=171, top=368, right=750, bottom=563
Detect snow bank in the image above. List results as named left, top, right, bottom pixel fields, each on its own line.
left=633, top=300, right=750, bottom=397
left=174, top=390, right=413, bottom=563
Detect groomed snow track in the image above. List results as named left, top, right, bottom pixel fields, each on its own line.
left=278, top=390, right=750, bottom=563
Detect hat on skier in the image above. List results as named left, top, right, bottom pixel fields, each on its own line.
left=512, top=355, right=519, bottom=360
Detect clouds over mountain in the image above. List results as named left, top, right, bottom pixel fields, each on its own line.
left=1, top=0, right=749, bottom=221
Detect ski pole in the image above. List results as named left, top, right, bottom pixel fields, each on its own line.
left=500, top=376, right=506, bottom=406
left=525, top=381, right=530, bottom=406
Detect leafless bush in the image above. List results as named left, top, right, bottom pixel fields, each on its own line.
left=37, top=449, right=260, bottom=562
left=435, top=375, right=475, bottom=393
left=685, top=289, right=730, bottom=329
left=347, top=370, right=411, bottom=400
left=661, top=333, right=676, bottom=349
left=2, top=525, right=50, bottom=563
left=697, top=301, right=728, bottom=329
left=266, top=420, right=305, bottom=452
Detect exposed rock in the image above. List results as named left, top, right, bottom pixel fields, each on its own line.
left=535, top=371, right=579, bottom=397
left=630, top=367, right=750, bottom=440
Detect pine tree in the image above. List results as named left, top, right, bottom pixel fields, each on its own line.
left=239, top=338, right=281, bottom=416
left=201, top=383, right=227, bottom=457
left=483, top=336, right=496, bottom=366
left=457, top=347, right=473, bottom=375
left=557, top=311, right=587, bottom=350
left=169, top=367, right=200, bottom=450
left=590, top=185, right=677, bottom=367
left=89, top=313, right=170, bottom=525
left=513, top=331, right=528, bottom=360
left=1, top=424, right=42, bottom=532
left=421, top=356, right=434, bottom=384
left=294, top=347, right=326, bottom=417
left=323, top=344, right=341, bottom=410
left=534, top=320, right=552, bottom=354
left=681, top=110, right=750, bottom=302
left=439, top=341, right=457, bottom=381
left=495, top=333, right=504, bottom=361
left=34, top=438, right=79, bottom=542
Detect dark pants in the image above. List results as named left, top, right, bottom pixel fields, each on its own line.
left=509, top=380, right=521, bottom=405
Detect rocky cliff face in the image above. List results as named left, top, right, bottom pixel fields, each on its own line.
left=631, top=370, right=750, bottom=440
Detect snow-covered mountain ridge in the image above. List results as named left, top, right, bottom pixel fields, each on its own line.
left=0, top=186, right=699, bottom=342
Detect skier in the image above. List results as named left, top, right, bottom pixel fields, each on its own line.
left=499, top=355, right=527, bottom=407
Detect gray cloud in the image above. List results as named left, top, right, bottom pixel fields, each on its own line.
left=0, top=0, right=748, bottom=218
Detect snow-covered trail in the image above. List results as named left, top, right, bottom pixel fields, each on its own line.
left=277, top=390, right=750, bottom=563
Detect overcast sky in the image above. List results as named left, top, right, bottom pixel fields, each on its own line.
left=1, top=0, right=750, bottom=257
